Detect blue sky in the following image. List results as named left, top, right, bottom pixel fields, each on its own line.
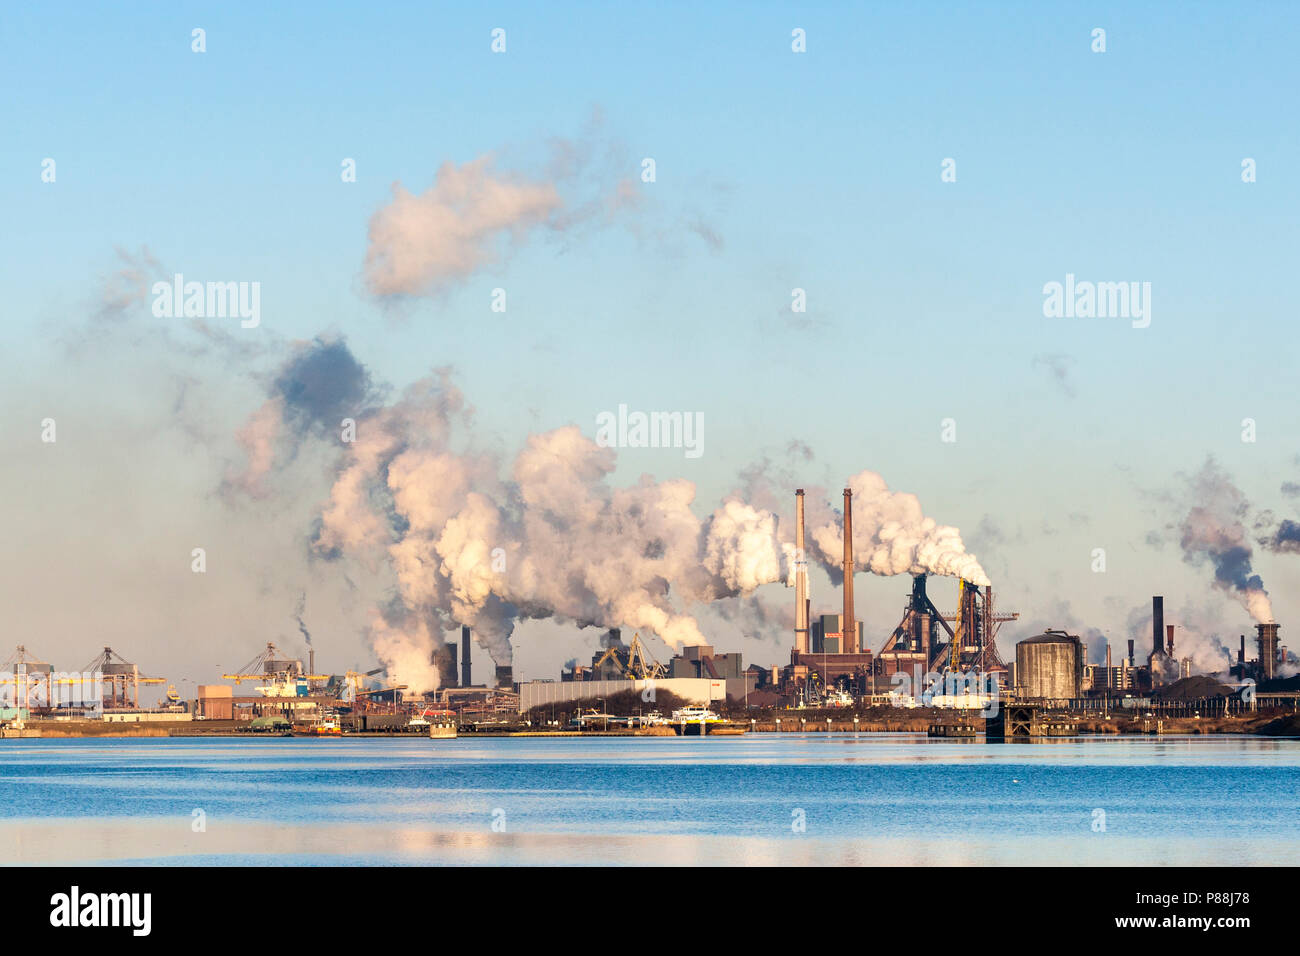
left=4, top=1, right=1299, bottom=683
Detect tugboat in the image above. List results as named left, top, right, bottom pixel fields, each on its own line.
left=314, top=717, right=341, bottom=736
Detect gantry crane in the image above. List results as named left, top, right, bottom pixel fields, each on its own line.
left=81, top=647, right=167, bottom=709
left=0, top=646, right=56, bottom=710
left=222, top=642, right=329, bottom=688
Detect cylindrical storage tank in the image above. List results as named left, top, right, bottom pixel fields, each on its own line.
left=1016, top=632, right=1083, bottom=699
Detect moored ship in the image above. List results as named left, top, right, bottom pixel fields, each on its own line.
left=671, top=706, right=744, bottom=736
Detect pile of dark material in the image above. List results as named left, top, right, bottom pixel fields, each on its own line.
left=1153, top=675, right=1235, bottom=700
left=1258, top=714, right=1300, bottom=737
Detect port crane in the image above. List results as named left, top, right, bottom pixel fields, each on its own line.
left=82, top=647, right=167, bottom=708
left=625, top=633, right=667, bottom=679
left=0, top=646, right=169, bottom=710
left=222, top=642, right=329, bottom=687
left=591, top=633, right=667, bottom=681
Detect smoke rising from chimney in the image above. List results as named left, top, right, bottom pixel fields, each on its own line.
left=227, top=342, right=991, bottom=693
left=1178, top=459, right=1273, bottom=624
left=807, top=471, right=990, bottom=586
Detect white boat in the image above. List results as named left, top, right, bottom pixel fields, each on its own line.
left=671, top=706, right=722, bottom=723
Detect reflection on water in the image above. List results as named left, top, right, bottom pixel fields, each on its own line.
left=1, top=735, right=1296, bottom=865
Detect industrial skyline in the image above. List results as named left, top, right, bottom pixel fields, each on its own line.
left=3, top=3, right=1299, bottom=692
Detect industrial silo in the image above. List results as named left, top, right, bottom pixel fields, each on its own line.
left=1015, top=631, right=1083, bottom=700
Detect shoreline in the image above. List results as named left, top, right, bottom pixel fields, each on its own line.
left=4, top=712, right=1300, bottom=740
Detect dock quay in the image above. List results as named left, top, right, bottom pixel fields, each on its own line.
left=986, top=704, right=1078, bottom=741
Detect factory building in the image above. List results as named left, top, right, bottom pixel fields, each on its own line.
left=1084, top=662, right=1136, bottom=693
left=558, top=630, right=751, bottom=699
left=196, top=685, right=234, bottom=720
left=669, top=645, right=743, bottom=680
left=516, top=677, right=724, bottom=714
left=1229, top=623, right=1287, bottom=683
left=809, top=614, right=865, bottom=655
left=780, top=486, right=1016, bottom=703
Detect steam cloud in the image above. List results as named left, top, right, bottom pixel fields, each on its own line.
left=364, top=157, right=562, bottom=298
left=229, top=341, right=989, bottom=693
left=1178, top=459, right=1273, bottom=624
left=807, top=471, right=990, bottom=587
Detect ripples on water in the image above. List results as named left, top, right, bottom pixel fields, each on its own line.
left=1, top=735, right=1296, bottom=865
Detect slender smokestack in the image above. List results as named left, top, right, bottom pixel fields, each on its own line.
left=795, top=489, right=809, bottom=654
left=1239, top=635, right=1245, bottom=664
left=1105, top=642, right=1112, bottom=689
left=461, top=625, right=471, bottom=687
left=1166, top=624, right=1175, bottom=658
left=843, top=488, right=856, bottom=654
left=1152, top=596, right=1164, bottom=658
left=1127, top=639, right=1134, bottom=665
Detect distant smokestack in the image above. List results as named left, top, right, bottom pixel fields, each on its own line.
left=842, top=488, right=856, bottom=654
left=1166, top=624, right=1175, bottom=658
left=1105, top=643, right=1112, bottom=689
left=794, top=489, right=809, bottom=654
left=495, top=664, right=513, bottom=689
left=1127, top=639, right=1134, bottom=665
left=1152, top=596, right=1164, bottom=658
left=1239, top=635, right=1245, bottom=664
left=461, top=625, right=471, bottom=687
left=1257, top=623, right=1279, bottom=681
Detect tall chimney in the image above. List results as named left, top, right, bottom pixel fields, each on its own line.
left=842, top=488, right=856, bottom=654
left=1166, top=624, right=1175, bottom=658
left=1257, top=623, right=1279, bottom=681
left=1127, top=639, right=1134, bottom=665
left=794, top=489, right=810, bottom=654
left=1151, top=596, right=1164, bottom=659
left=1105, top=643, right=1112, bottom=690
left=1238, top=635, right=1245, bottom=664
left=461, top=625, right=472, bottom=687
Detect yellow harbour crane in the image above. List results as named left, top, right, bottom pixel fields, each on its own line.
left=222, top=642, right=329, bottom=687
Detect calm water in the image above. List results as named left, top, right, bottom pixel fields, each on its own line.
left=1, top=734, right=1297, bottom=865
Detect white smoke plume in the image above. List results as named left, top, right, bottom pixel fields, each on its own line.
left=1178, top=459, right=1273, bottom=624
left=223, top=397, right=283, bottom=498
left=807, top=471, right=990, bottom=586
left=368, top=609, right=445, bottom=695
left=364, top=157, right=561, bottom=298
left=1125, top=599, right=1237, bottom=677
left=230, top=343, right=990, bottom=691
